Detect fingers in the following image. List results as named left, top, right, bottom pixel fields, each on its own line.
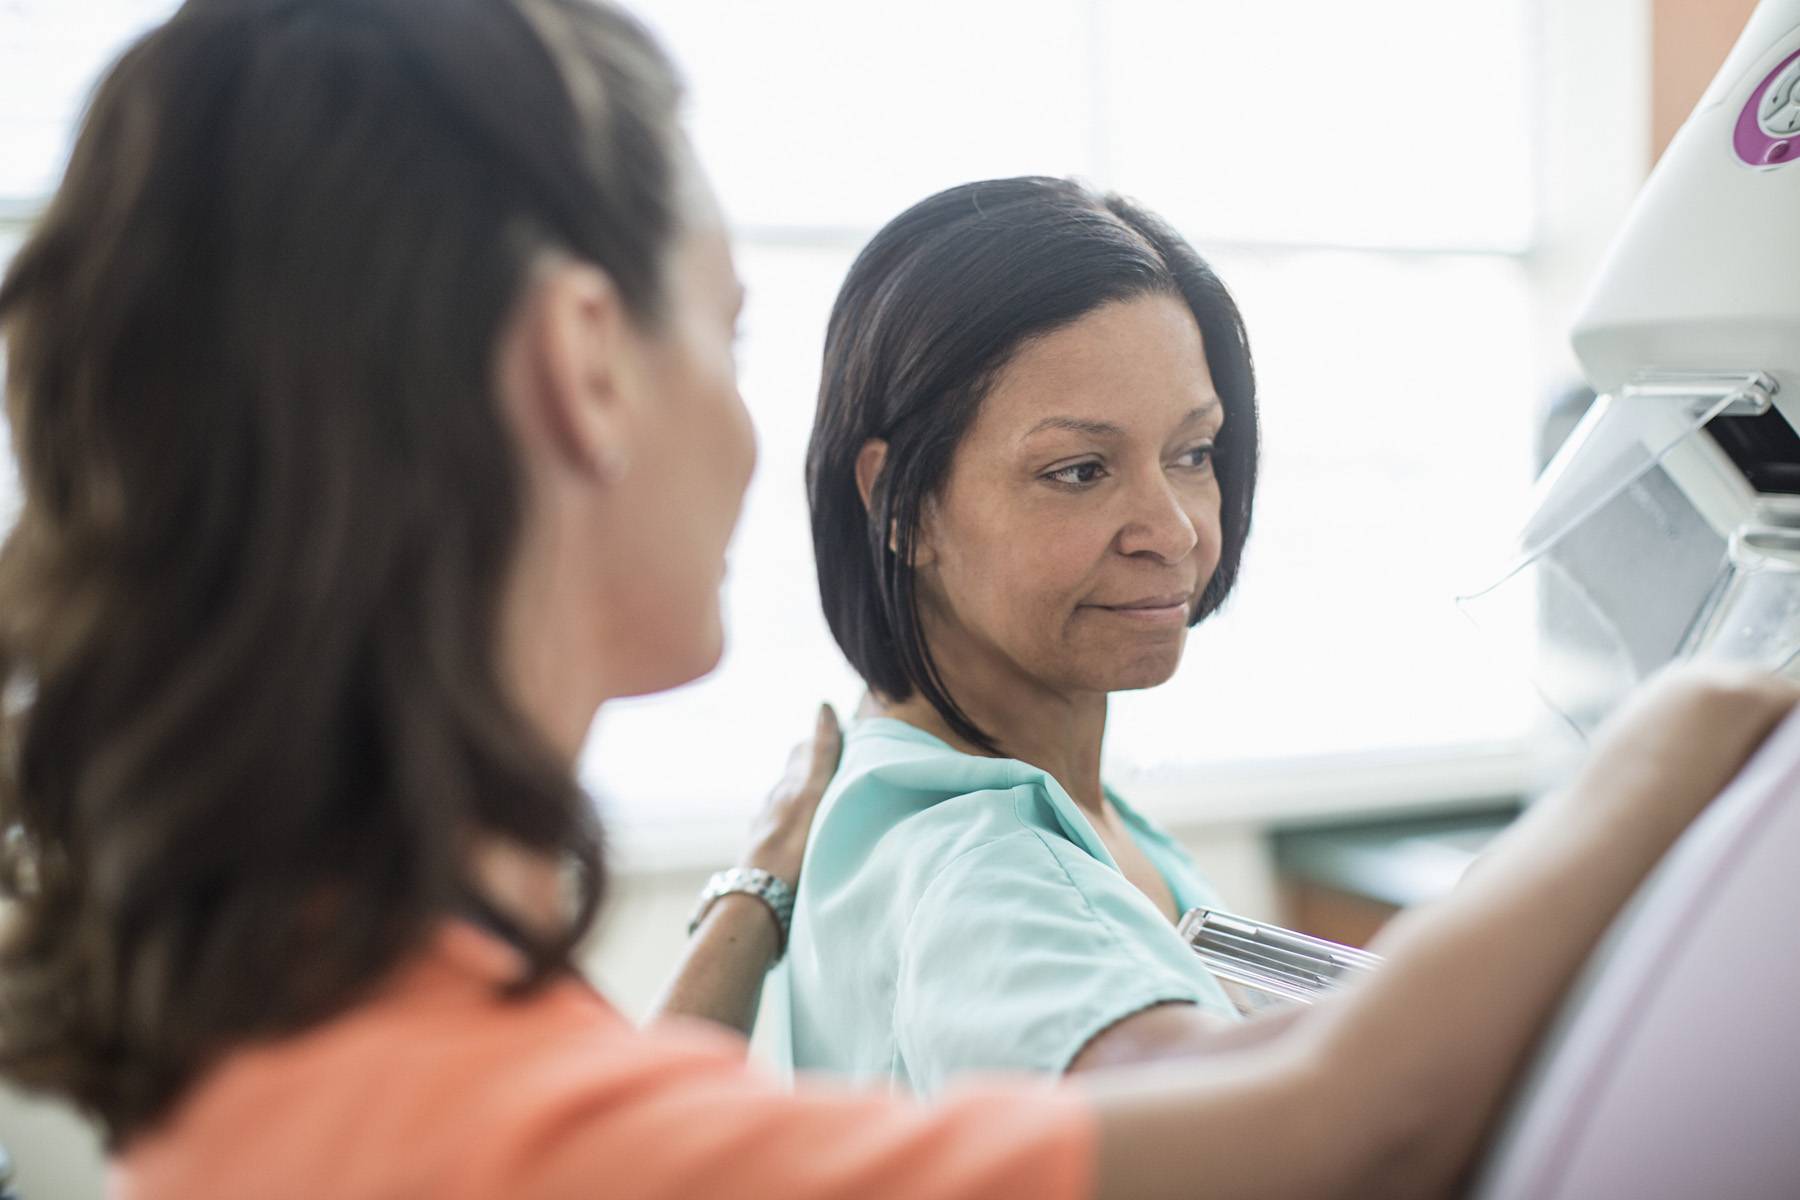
left=809, top=702, right=843, bottom=781
left=1586, top=663, right=1800, bottom=814
left=783, top=737, right=812, bottom=778
left=741, top=703, right=849, bottom=885
left=776, top=703, right=844, bottom=794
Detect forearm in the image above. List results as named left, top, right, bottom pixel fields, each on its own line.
left=1082, top=1034, right=1352, bottom=1200
left=1297, top=780, right=1689, bottom=1195
left=645, top=894, right=782, bottom=1039
left=650, top=704, right=837, bottom=1036
left=1082, top=783, right=1705, bottom=1200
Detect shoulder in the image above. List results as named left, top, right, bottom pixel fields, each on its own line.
left=805, top=721, right=1122, bottom=893
left=810, top=720, right=1045, bottom=860
left=117, top=926, right=680, bottom=1197
left=828, top=718, right=1033, bottom=804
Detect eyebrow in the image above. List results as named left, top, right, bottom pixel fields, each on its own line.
left=1023, top=399, right=1223, bottom=440
left=1025, top=415, right=1125, bottom=439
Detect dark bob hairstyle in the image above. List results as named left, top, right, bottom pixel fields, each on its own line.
left=806, top=177, right=1259, bottom=752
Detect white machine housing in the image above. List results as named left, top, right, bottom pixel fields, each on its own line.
left=1461, top=0, right=1800, bottom=731
left=1572, top=0, right=1800, bottom=539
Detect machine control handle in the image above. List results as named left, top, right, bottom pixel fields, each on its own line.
left=1622, top=369, right=1779, bottom=419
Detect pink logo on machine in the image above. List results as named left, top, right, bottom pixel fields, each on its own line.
left=1735, top=48, right=1800, bottom=167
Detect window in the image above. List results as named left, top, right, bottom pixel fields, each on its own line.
left=0, top=1, right=179, bottom=199
left=0, top=1, right=1556, bottom=856
left=598, top=1, right=1548, bottom=851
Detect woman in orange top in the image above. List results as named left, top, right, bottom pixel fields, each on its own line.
left=0, top=2, right=1789, bottom=1198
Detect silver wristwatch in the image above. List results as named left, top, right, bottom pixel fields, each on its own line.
left=687, top=866, right=796, bottom=957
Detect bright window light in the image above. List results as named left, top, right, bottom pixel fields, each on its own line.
left=0, top=1, right=1547, bottom=851
left=0, top=1, right=181, bottom=200
left=1100, top=0, right=1537, bottom=250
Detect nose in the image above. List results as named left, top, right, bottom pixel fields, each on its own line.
left=1116, top=469, right=1199, bottom=564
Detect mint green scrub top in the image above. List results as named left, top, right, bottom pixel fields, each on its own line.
left=768, top=717, right=1238, bottom=1096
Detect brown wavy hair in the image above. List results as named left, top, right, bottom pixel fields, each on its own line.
left=0, top=0, right=682, bottom=1144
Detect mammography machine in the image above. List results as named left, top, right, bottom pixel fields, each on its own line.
left=1464, top=2, right=1800, bottom=1195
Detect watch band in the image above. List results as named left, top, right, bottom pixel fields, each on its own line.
left=687, top=866, right=796, bottom=957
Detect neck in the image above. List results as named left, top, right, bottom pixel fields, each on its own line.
left=486, top=497, right=609, bottom=938
left=876, top=663, right=1109, bottom=816
left=497, top=500, right=611, bottom=765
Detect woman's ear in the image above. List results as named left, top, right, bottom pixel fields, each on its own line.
left=854, top=439, right=888, bottom=514
left=854, top=439, right=905, bottom=555
left=854, top=438, right=935, bottom=565
left=518, top=260, right=635, bottom=481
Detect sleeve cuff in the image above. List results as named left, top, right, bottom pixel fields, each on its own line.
left=1049, top=986, right=1206, bottom=1074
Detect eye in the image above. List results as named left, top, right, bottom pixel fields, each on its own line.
left=1174, top=441, right=1215, bottom=470
left=1044, top=460, right=1108, bottom=487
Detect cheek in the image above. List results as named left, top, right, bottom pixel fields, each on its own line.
left=659, top=337, right=754, bottom=538
left=1025, top=536, right=1107, bottom=615
left=604, top=358, right=747, bottom=693
left=692, top=341, right=755, bottom=509
left=1197, top=493, right=1225, bottom=571
left=937, top=507, right=1111, bottom=636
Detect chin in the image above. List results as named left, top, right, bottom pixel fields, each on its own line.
left=1092, top=643, right=1186, bottom=693
left=1069, top=626, right=1187, bottom=693
left=1107, top=662, right=1183, bottom=693
left=1061, top=659, right=1184, bottom=696
left=613, top=614, right=726, bottom=699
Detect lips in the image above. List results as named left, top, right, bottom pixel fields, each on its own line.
left=1081, top=590, right=1196, bottom=626
left=1099, top=592, right=1193, bottom=611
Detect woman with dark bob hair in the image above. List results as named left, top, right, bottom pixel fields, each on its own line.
left=0, top=1, right=1790, bottom=1197
left=782, top=178, right=1262, bottom=1092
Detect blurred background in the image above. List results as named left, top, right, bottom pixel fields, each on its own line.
left=0, top=0, right=1761, bottom=1194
